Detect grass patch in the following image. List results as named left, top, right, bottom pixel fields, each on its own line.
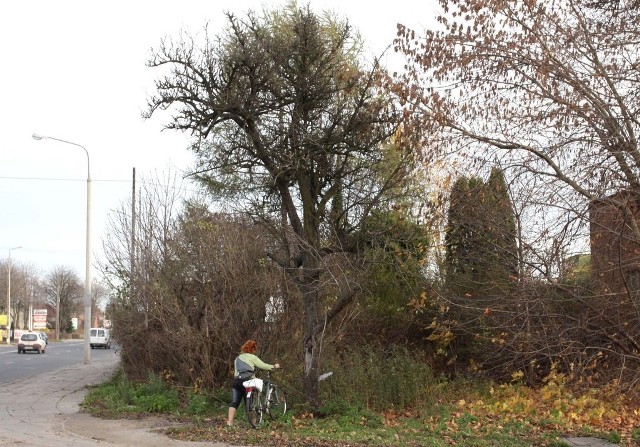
left=83, top=360, right=640, bottom=446
left=82, top=368, right=219, bottom=418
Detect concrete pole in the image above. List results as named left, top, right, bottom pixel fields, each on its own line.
left=6, top=246, right=22, bottom=344
left=32, top=133, right=92, bottom=363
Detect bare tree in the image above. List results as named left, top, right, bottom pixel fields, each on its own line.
left=395, top=0, right=640, bottom=385
left=395, top=0, right=640, bottom=205
left=90, top=280, right=110, bottom=327
left=101, top=169, right=295, bottom=388
left=101, top=170, right=186, bottom=326
left=43, top=267, right=83, bottom=336
left=0, top=261, right=44, bottom=331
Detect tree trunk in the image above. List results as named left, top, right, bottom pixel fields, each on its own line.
left=299, top=256, right=322, bottom=408
left=303, top=330, right=321, bottom=408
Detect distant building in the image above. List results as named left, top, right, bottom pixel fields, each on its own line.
left=589, top=191, right=640, bottom=296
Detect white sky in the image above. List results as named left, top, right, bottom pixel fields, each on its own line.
left=0, top=0, right=439, bottom=279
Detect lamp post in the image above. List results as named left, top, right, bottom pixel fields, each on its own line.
left=5, top=246, right=22, bottom=344
left=55, top=283, right=61, bottom=342
left=32, top=133, right=92, bottom=364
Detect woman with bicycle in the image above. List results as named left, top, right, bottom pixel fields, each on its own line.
left=227, top=339, right=280, bottom=427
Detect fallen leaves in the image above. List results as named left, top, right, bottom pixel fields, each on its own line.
left=433, top=378, right=640, bottom=445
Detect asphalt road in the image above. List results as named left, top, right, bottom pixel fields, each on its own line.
left=0, top=339, right=114, bottom=384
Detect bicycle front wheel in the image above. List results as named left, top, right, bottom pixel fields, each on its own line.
left=266, top=387, right=287, bottom=420
left=246, top=390, right=263, bottom=428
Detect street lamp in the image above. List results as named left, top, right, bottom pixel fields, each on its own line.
left=6, top=246, right=22, bottom=344
left=32, top=133, right=92, bottom=364
left=55, top=283, right=61, bottom=342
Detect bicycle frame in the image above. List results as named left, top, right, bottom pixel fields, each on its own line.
left=244, top=370, right=286, bottom=428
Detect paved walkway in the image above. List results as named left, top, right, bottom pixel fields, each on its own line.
left=561, top=438, right=620, bottom=446
left=0, top=347, right=237, bottom=447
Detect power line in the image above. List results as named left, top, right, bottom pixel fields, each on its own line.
left=0, top=175, right=203, bottom=194
left=0, top=175, right=130, bottom=183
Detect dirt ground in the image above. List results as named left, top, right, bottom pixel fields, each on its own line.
left=58, top=413, right=235, bottom=447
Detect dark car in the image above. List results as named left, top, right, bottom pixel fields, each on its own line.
left=38, top=332, right=49, bottom=345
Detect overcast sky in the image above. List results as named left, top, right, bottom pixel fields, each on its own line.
left=0, top=0, right=439, bottom=279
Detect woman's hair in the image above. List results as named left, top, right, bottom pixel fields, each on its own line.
left=241, top=339, right=257, bottom=354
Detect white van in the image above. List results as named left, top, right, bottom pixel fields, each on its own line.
left=89, top=327, right=111, bottom=349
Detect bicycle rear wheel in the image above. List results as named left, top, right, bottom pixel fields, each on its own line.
left=246, top=390, right=263, bottom=428
left=266, top=386, right=287, bottom=420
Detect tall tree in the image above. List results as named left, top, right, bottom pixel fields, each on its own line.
left=443, top=169, right=518, bottom=364
left=44, top=267, right=83, bottom=335
left=444, top=176, right=487, bottom=297
left=0, top=261, right=43, bottom=330
left=444, top=170, right=517, bottom=297
left=395, top=0, right=640, bottom=233
left=484, top=168, right=518, bottom=286
left=145, top=3, right=416, bottom=405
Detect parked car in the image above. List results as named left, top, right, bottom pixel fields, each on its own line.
left=89, top=328, right=111, bottom=349
left=38, top=332, right=48, bottom=345
left=18, top=332, right=46, bottom=354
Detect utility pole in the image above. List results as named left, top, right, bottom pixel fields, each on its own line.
left=6, top=246, right=22, bottom=344
left=131, top=167, right=136, bottom=298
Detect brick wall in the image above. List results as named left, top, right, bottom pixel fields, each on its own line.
left=590, top=192, right=640, bottom=295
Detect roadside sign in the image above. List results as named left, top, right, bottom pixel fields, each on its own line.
left=33, top=309, right=47, bottom=330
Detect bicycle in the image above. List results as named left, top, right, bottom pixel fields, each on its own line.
left=244, top=370, right=287, bottom=428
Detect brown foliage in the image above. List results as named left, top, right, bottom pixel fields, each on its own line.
left=393, top=0, right=640, bottom=388
left=104, top=196, right=302, bottom=388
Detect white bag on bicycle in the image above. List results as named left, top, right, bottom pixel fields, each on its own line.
left=242, top=378, right=263, bottom=392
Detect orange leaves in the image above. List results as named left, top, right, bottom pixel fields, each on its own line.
left=438, top=376, right=640, bottom=444
left=383, top=409, right=417, bottom=427
left=407, top=290, right=429, bottom=311
left=291, top=412, right=315, bottom=429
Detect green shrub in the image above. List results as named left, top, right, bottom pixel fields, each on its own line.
left=136, top=373, right=169, bottom=396
left=320, top=345, right=437, bottom=413
left=603, top=431, right=621, bottom=443
left=129, top=373, right=179, bottom=413
left=185, top=393, right=215, bottom=415
left=134, top=393, right=179, bottom=413
left=84, top=368, right=183, bottom=416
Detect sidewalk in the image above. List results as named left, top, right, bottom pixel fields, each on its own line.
left=0, top=348, right=236, bottom=447
left=562, top=438, right=621, bottom=446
